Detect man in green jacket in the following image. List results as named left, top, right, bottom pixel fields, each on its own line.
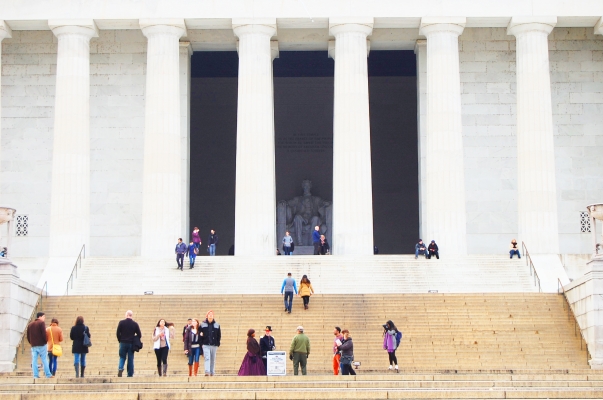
left=289, top=326, right=310, bottom=375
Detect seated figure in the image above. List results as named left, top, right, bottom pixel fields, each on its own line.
left=509, top=239, right=521, bottom=259
left=277, top=180, right=332, bottom=247
left=415, top=239, right=428, bottom=259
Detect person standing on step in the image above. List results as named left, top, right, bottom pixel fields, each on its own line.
left=27, top=312, right=53, bottom=379
left=312, top=225, right=321, bottom=255
left=427, top=240, right=439, bottom=260
left=70, top=316, right=90, bottom=378
left=152, top=319, right=174, bottom=377
left=46, top=318, right=63, bottom=377
left=175, top=238, right=187, bottom=270
left=182, top=318, right=192, bottom=342
left=282, top=231, right=293, bottom=255
left=319, top=234, right=330, bottom=255
left=414, top=239, right=428, bottom=259
left=383, top=320, right=400, bottom=373
left=289, top=326, right=310, bottom=375
left=280, top=272, right=298, bottom=314
left=207, top=229, right=219, bottom=256
left=186, top=240, right=198, bottom=269
left=509, top=239, right=521, bottom=259
left=192, top=227, right=201, bottom=251
left=332, top=327, right=343, bottom=375
left=259, top=326, right=275, bottom=372
left=298, top=275, right=314, bottom=310
left=200, top=310, right=221, bottom=376
left=184, top=318, right=202, bottom=376
left=116, top=310, right=142, bottom=377
left=337, top=329, right=356, bottom=376
left=238, top=329, right=265, bottom=376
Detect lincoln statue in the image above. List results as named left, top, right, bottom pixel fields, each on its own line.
left=277, top=180, right=332, bottom=248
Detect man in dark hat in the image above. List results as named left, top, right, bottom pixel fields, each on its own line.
left=259, top=326, right=276, bottom=371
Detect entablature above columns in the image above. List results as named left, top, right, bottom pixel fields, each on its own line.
left=1, top=12, right=602, bottom=52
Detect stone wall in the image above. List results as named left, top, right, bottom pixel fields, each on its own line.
left=460, top=27, right=603, bottom=254
left=1, top=31, right=56, bottom=257
left=89, top=30, right=147, bottom=256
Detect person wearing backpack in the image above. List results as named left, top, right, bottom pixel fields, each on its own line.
left=382, top=320, right=401, bottom=373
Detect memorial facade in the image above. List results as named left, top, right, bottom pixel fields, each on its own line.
left=0, top=1, right=602, bottom=258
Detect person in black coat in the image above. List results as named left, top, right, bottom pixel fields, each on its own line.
left=70, top=316, right=91, bottom=378
left=259, top=326, right=276, bottom=371
left=427, top=240, right=439, bottom=259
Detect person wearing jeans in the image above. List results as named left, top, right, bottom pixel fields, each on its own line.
left=186, top=241, right=197, bottom=269
left=175, top=238, right=187, bottom=270
left=184, top=318, right=202, bottom=376
left=46, top=318, right=63, bottom=377
left=280, top=273, right=298, bottom=314
left=27, top=312, right=52, bottom=379
left=70, top=316, right=90, bottom=378
left=207, top=229, right=219, bottom=256
left=116, top=310, right=142, bottom=377
left=200, top=311, right=221, bottom=376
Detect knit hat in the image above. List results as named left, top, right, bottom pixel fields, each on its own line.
left=296, top=326, right=304, bottom=332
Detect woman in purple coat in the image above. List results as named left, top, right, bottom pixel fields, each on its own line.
left=382, top=320, right=399, bottom=373
left=191, top=227, right=201, bottom=251
left=237, top=329, right=266, bottom=376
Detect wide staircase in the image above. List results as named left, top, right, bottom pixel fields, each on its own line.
left=4, top=292, right=599, bottom=399
left=66, top=255, right=537, bottom=295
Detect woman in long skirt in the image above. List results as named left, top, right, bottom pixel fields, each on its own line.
left=237, top=329, right=265, bottom=376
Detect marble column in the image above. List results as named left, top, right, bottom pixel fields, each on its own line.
left=232, top=19, right=277, bottom=256
left=508, top=17, right=559, bottom=254
left=47, top=20, right=98, bottom=256
left=419, top=17, right=467, bottom=255
left=0, top=22, right=12, bottom=205
left=179, top=42, right=192, bottom=247
left=414, top=39, right=427, bottom=243
left=329, top=17, right=374, bottom=256
left=139, top=19, right=186, bottom=257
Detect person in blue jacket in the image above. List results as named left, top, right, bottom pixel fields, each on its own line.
left=312, top=226, right=321, bottom=255
left=280, top=272, right=298, bottom=314
left=175, top=238, right=187, bottom=270
left=186, top=241, right=197, bottom=269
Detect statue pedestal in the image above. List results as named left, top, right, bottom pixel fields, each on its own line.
left=292, top=246, right=314, bottom=255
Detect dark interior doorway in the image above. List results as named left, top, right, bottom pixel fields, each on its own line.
left=189, top=50, right=418, bottom=255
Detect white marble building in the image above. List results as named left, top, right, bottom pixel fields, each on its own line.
left=0, top=1, right=602, bottom=261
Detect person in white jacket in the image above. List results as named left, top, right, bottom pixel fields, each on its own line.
left=152, top=319, right=174, bottom=376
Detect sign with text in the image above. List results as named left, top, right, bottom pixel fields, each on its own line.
left=267, top=351, right=287, bottom=376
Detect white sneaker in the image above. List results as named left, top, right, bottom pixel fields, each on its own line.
left=395, top=365, right=399, bottom=373
left=388, top=365, right=393, bottom=370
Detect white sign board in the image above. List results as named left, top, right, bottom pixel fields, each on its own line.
left=267, top=351, right=287, bottom=376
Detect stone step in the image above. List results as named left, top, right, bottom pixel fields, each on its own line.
left=12, top=293, right=589, bottom=376
left=65, top=255, right=537, bottom=295
left=2, top=375, right=603, bottom=399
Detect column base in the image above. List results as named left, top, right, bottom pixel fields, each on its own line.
left=589, top=358, right=603, bottom=369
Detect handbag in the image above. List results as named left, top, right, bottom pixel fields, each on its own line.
left=82, top=326, right=92, bottom=347
left=48, top=328, right=62, bottom=357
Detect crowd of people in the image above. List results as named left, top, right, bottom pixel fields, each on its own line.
left=175, top=228, right=219, bottom=270
left=26, top=306, right=403, bottom=378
